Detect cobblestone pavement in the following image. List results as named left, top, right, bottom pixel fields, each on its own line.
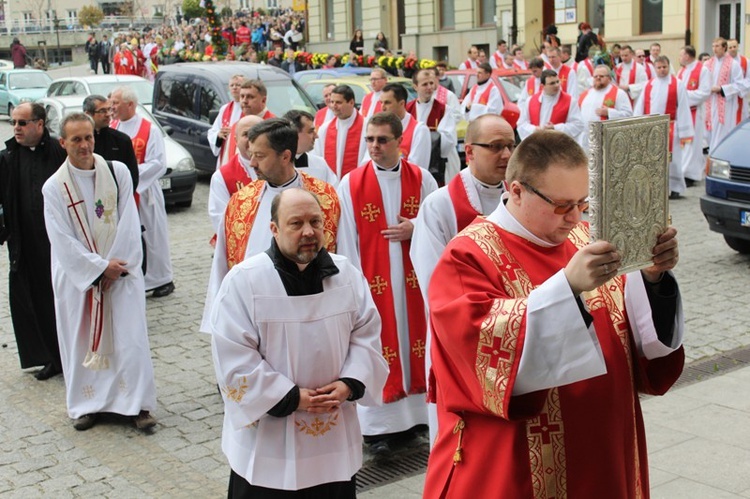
left=0, top=67, right=748, bottom=495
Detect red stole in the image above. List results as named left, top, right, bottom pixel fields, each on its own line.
left=578, top=85, right=619, bottom=120
left=644, top=62, right=653, bottom=79
left=678, top=62, right=704, bottom=125
left=738, top=56, right=748, bottom=123
left=644, top=76, right=678, bottom=151
left=406, top=98, right=445, bottom=131
left=221, top=109, right=276, bottom=165
left=112, top=118, right=150, bottom=206
left=361, top=92, right=382, bottom=117
left=493, top=52, right=503, bottom=68
left=528, top=91, right=571, bottom=126
left=447, top=173, right=480, bottom=229
left=582, top=58, right=594, bottom=76
left=615, top=62, right=638, bottom=86
left=220, top=153, right=253, bottom=195
left=314, top=107, right=329, bottom=128
left=348, top=160, right=426, bottom=403
left=704, top=55, right=733, bottom=130
left=556, top=64, right=571, bottom=91
left=513, top=59, right=527, bottom=71
left=323, top=113, right=364, bottom=177
left=435, top=85, right=448, bottom=105
left=526, top=77, right=537, bottom=96
left=399, top=116, right=419, bottom=158
left=469, top=82, right=494, bottom=105
left=218, top=101, right=237, bottom=159
left=463, top=59, right=476, bottom=69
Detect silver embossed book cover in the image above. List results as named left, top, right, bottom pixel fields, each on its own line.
left=587, top=115, right=670, bottom=275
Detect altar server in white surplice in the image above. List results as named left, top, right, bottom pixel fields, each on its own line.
left=42, top=113, right=157, bottom=432
left=578, top=65, right=634, bottom=153
left=634, top=56, right=694, bottom=198
left=336, top=112, right=437, bottom=455
left=517, top=69, right=583, bottom=141
left=677, top=45, right=711, bottom=184
left=212, top=188, right=387, bottom=497
left=410, top=114, right=514, bottom=445
left=704, top=37, right=743, bottom=152
left=110, top=86, right=174, bottom=297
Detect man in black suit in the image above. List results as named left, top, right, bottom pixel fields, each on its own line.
left=83, top=95, right=139, bottom=190
left=99, top=35, right=112, bottom=74
left=267, top=45, right=284, bottom=68
left=281, top=48, right=304, bottom=75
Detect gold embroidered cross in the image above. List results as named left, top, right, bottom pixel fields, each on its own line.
left=403, top=196, right=419, bottom=217
left=383, top=346, right=398, bottom=365
left=361, top=203, right=381, bottom=222
left=528, top=413, right=562, bottom=445
left=369, top=275, right=388, bottom=295
left=412, top=339, right=425, bottom=358
left=406, top=269, right=419, bottom=289
left=82, top=385, right=95, bottom=399
left=311, top=418, right=324, bottom=432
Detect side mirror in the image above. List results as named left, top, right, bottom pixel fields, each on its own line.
left=208, top=109, right=219, bottom=123
left=163, top=125, right=174, bottom=136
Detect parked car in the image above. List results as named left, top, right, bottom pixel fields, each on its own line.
left=302, top=76, right=418, bottom=110
left=152, top=62, right=317, bottom=173
left=292, top=67, right=372, bottom=85
left=0, top=69, right=53, bottom=115
left=0, top=60, right=14, bottom=70
left=38, top=95, right=197, bottom=208
left=700, top=119, right=750, bottom=253
left=47, top=75, right=154, bottom=112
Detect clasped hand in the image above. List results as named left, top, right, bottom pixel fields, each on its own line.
left=298, top=381, right=352, bottom=414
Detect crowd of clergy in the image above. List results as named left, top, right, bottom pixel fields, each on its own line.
left=5, top=33, right=746, bottom=497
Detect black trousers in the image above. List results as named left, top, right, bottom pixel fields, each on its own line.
left=228, top=470, right=356, bottom=499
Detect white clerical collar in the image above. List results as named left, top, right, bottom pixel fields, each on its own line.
left=487, top=193, right=559, bottom=247
left=374, top=159, right=400, bottom=173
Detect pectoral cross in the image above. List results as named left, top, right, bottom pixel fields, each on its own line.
left=360, top=203, right=381, bottom=222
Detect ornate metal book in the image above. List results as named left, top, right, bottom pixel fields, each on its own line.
left=587, top=115, right=670, bottom=275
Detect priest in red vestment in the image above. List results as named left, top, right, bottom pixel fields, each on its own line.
left=424, top=130, right=685, bottom=498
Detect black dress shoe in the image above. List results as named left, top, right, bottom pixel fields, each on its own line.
left=34, top=363, right=62, bottom=380
left=669, top=191, right=682, bottom=200
left=73, top=414, right=98, bottom=431
left=151, top=281, right=175, bottom=298
left=685, top=178, right=697, bottom=188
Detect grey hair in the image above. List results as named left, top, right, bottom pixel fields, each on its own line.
left=112, top=86, right=138, bottom=105
left=60, top=112, right=95, bottom=139
left=83, top=94, right=107, bottom=114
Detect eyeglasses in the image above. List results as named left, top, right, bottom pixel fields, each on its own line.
left=521, top=181, right=589, bottom=214
left=365, top=135, right=396, bottom=144
left=9, top=118, right=40, bottom=127
left=471, top=142, right=515, bottom=153
left=93, top=108, right=112, bottom=115
left=370, top=77, right=385, bottom=81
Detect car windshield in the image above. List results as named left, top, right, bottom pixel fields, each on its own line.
left=498, top=75, right=529, bottom=103
left=265, top=80, right=316, bottom=116
left=89, top=81, right=153, bottom=105
left=9, top=72, right=52, bottom=89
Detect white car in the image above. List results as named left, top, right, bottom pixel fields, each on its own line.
left=46, top=75, right=154, bottom=112
left=38, top=95, right=197, bottom=207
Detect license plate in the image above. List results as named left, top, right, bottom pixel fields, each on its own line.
left=159, top=177, right=172, bottom=190
left=741, top=210, right=750, bottom=227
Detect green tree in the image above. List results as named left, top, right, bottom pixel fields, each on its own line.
left=78, top=5, right=105, bottom=28
left=182, top=0, right=204, bottom=20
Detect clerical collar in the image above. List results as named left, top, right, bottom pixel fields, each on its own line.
left=470, top=172, right=504, bottom=190
left=487, top=193, right=558, bottom=248
left=295, top=152, right=309, bottom=168
left=375, top=160, right=400, bottom=172
left=265, top=238, right=339, bottom=296
left=417, top=96, right=433, bottom=105
left=267, top=171, right=298, bottom=189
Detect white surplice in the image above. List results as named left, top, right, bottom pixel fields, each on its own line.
left=552, top=64, right=579, bottom=98
left=336, top=161, right=437, bottom=435
left=576, top=59, right=595, bottom=93
left=517, top=91, right=584, bottom=140
left=634, top=75, right=695, bottom=194
left=732, top=55, right=750, bottom=122
left=313, top=112, right=367, bottom=179
left=487, top=196, right=684, bottom=395
left=207, top=100, right=242, bottom=169
left=410, top=168, right=504, bottom=444
left=42, top=159, right=156, bottom=419
left=211, top=252, right=388, bottom=490
left=460, top=80, right=504, bottom=122
left=706, top=55, right=743, bottom=152
left=296, top=152, right=339, bottom=187
left=361, top=114, right=431, bottom=171
left=578, top=84, right=634, bottom=152
left=678, top=60, right=712, bottom=181
left=201, top=174, right=307, bottom=333
left=208, top=154, right=256, bottom=233
left=413, top=96, right=460, bottom=183
left=616, top=61, right=649, bottom=101
left=114, top=115, right=173, bottom=290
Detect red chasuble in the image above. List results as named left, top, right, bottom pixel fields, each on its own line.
left=644, top=76, right=678, bottom=152
left=406, top=98, right=446, bottom=131
left=323, top=113, right=364, bottom=177
left=578, top=85, right=619, bottom=121
left=424, top=220, right=684, bottom=499
left=348, top=160, right=427, bottom=403
left=527, top=91, right=571, bottom=126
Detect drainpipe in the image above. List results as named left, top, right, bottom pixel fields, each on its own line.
left=510, top=0, right=518, bottom=45
left=685, top=0, right=691, bottom=46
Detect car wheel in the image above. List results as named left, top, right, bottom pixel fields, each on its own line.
left=7, top=103, right=13, bottom=117
left=175, top=199, right=193, bottom=208
left=723, top=235, right=750, bottom=254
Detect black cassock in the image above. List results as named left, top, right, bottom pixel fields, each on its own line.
left=0, top=130, right=67, bottom=369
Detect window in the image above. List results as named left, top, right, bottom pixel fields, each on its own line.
left=641, top=0, right=662, bottom=33
left=198, top=83, right=221, bottom=123
left=155, top=77, right=198, bottom=120
left=153, top=5, right=163, bottom=16
left=267, top=0, right=278, bottom=7
left=0, top=73, right=6, bottom=86
left=325, top=0, right=335, bottom=40
left=440, top=0, right=455, bottom=30
left=480, top=0, right=496, bottom=26
left=46, top=106, right=60, bottom=135
left=22, top=12, right=33, bottom=21
left=351, top=0, right=362, bottom=32
left=67, top=10, right=77, bottom=23
left=718, top=1, right=742, bottom=43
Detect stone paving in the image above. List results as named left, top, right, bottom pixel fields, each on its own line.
left=0, top=64, right=748, bottom=495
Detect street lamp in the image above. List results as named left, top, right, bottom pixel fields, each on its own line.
left=52, top=16, right=60, bottom=65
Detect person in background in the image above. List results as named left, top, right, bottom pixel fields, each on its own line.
left=350, top=29, right=364, bottom=56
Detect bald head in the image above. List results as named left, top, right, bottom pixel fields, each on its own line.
left=465, top=114, right=516, bottom=186
left=236, top=115, right=263, bottom=159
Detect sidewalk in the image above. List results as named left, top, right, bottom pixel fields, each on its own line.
left=361, top=364, right=750, bottom=498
